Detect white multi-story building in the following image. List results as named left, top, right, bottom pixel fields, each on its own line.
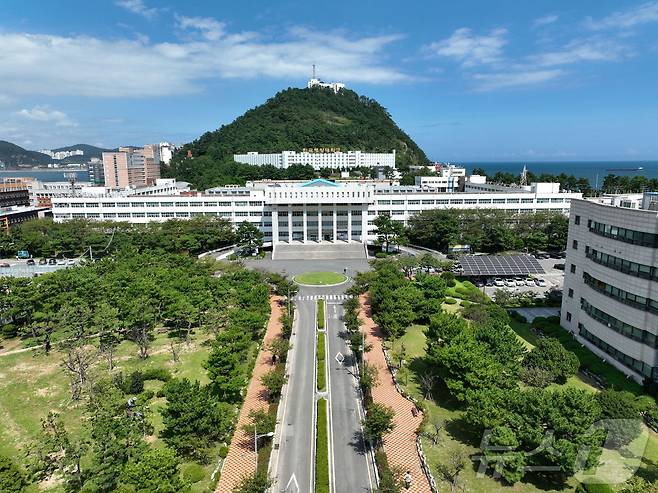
left=561, top=195, right=658, bottom=383
left=307, top=78, right=345, bottom=93
left=51, top=178, right=581, bottom=245
left=233, top=150, right=396, bottom=170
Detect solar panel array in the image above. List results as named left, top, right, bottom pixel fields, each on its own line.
left=459, top=254, right=545, bottom=277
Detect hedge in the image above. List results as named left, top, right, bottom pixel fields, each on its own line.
left=315, top=398, right=329, bottom=493
left=317, top=299, right=325, bottom=330
left=444, top=298, right=457, bottom=305
left=317, top=332, right=326, bottom=392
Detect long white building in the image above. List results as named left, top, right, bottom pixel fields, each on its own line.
left=233, top=150, right=396, bottom=170
left=51, top=178, right=581, bottom=245
left=561, top=194, right=658, bottom=383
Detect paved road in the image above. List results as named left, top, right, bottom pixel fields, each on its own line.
left=276, top=291, right=317, bottom=493
left=325, top=299, right=375, bottom=493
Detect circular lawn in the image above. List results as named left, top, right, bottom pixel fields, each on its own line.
left=293, top=271, right=348, bottom=286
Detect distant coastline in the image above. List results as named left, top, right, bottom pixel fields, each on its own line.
left=0, top=169, right=91, bottom=182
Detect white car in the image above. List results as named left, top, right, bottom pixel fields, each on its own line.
left=67, top=259, right=76, bottom=265
left=515, top=278, right=525, bottom=286
left=494, top=278, right=505, bottom=287
left=56, top=259, right=67, bottom=265
left=505, top=279, right=516, bottom=287
left=525, top=278, right=535, bottom=286
left=535, top=279, right=547, bottom=287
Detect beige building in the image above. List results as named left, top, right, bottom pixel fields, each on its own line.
left=103, top=145, right=161, bottom=188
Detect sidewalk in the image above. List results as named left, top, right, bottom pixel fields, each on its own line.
left=359, top=295, right=432, bottom=493
left=216, top=296, right=283, bottom=493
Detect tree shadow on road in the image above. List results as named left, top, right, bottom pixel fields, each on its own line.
left=348, top=430, right=369, bottom=456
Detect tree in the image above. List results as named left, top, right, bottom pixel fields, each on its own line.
left=418, top=253, right=440, bottom=273
left=117, top=447, right=188, bottom=493
left=161, top=379, right=234, bottom=460
left=232, top=472, right=272, bottom=493
left=417, top=371, right=437, bottom=401
left=261, top=367, right=287, bottom=402
left=0, top=454, right=26, bottom=493
left=425, top=312, right=468, bottom=345
left=398, top=256, right=418, bottom=279
left=359, top=361, right=379, bottom=394
left=373, top=214, right=407, bottom=253
left=595, top=390, right=642, bottom=448
left=267, top=337, right=290, bottom=363
left=363, top=403, right=395, bottom=446
left=523, top=337, right=579, bottom=385
left=96, top=303, right=120, bottom=371
left=620, top=477, right=658, bottom=493
left=235, top=221, right=264, bottom=255
left=242, top=408, right=276, bottom=435
left=437, top=446, right=469, bottom=492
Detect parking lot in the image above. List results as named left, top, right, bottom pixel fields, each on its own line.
left=0, top=259, right=79, bottom=278
left=476, top=258, right=565, bottom=298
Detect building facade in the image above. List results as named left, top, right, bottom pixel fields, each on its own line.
left=561, top=197, right=658, bottom=383
left=103, top=145, right=161, bottom=188
left=233, top=150, right=396, bottom=170
left=51, top=178, right=581, bottom=245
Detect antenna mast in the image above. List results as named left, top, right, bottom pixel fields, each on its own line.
left=312, top=64, right=316, bottom=79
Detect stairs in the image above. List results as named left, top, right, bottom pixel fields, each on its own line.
left=272, top=242, right=367, bottom=260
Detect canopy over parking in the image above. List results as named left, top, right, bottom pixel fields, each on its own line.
left=460, top=254, right=545, bottom=277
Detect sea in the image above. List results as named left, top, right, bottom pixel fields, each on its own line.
left=461, top=161, right=658, bottom=187
left=0, top=169, right=90, bottom=182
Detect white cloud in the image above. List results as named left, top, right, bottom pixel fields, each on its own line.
left=426, top=27, right=508, bottom=67
left=585, top=1, right=658, bottom=30
left=530, top=38, right=629, bottom=67
left=533, top=14, right=559, bottom=28
left=176, top=16, right=225, bottom=41
left=472, top=69, right=564, bottom=90
left=115, top=0, right=159, bottom=19
left=0, top=26, right=409, bottom=98
left=15, top=106, right=77, bottom=127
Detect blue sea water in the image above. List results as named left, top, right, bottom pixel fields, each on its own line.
left=461, top=161, right=658, bottom=187
left=0, top=169, right=90, bottom=182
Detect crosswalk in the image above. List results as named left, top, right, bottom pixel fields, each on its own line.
left=293, top=294, right=352, bottom=301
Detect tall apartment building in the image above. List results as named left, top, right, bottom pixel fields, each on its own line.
left=103, top=145, right=161, bottom=188
left=561, top=196, right=658, bottom=383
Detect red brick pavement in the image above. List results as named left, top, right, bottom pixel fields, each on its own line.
left=359, top=295, right=432, bottom=493
left=216, top=296, right=283, bottom=493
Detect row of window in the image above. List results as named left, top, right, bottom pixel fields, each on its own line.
left=578, top=323, right=657, bottom=379
left=54, top=201, right=264, bottom=208
left=585, top=246, right=658, bottom=282
left=581, top=298, right=658, bottom=348
left=277, top=210, right=363, bottom=217
left=583, top=272, right=658, bottom=315
left=588, top=219, right=658, bottom=248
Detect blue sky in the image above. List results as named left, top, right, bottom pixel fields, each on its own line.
left=1, top=0, right=658, bottom=161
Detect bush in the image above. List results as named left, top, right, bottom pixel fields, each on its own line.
left=0, top=454, right=26, bottom=493
left=127, top=371, right=144, bottom=394
left=375, top=252, right=387, bottom=259
left=440, top=272, right=456, bottom=286
left=317, top=299, right=325, bottom=330
left=317, top=332, right=326, bottom=391
left=316, top=399, right=329, bottom=493
left=576, top=481, right=615, bottom=493
left=141, top=389, right=155, bottom=401
left=142, top=367, right=172, bottom=382
left=181, top=463, right=206, bottom=483
left=444, top=297, right=457, bottom=305
left=219, top=446, right=229, bottom=459
left=460, top=300, right=471, bottom=308
left=1, top=324, right=18, bottom=339
left=523, top=337, right=580, bottom=385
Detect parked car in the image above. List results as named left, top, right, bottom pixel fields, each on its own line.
left=505, top=279, right=516, bottom=287
left=56, top=259, right=67, bottom=265
left=549, top=251, right=561, bottom=259
left=525, top=278, right=535, bottom=286
left=38, top=258, right=47, bottom=265
left=535, top=279, right=547, bottom=287
left=485, top=278, right=494, bottom=287
left=494, top=278, right=505, bottom=287
left=48, top=258, right=57, bottom=265
left=553, top=263, right=565, bottom=271
left=515, top=277, right=525, bottom=286
left=475, top=279, right=485, bottom=287
left=67, top=259, right=76, bottom=265
left=0, top=262, right=10, bottom=268
left=26, top=258, right=36, bottom=265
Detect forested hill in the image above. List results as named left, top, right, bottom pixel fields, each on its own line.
left=164, top=87, right=429, bottom=189
left=0, top=140, right=50, bottom=166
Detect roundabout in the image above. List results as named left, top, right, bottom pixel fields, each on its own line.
left=292, top=271, right=348, bottom=286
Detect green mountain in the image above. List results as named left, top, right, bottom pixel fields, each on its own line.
left=0, top=140, right=50, bottom=166
left=165, top=87, right=429, bottom=188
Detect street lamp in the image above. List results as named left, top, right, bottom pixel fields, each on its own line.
left=254, top=428, right=275, bottom=453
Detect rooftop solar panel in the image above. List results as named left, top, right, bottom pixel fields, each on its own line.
left=459, top=254, right=545, bottom=276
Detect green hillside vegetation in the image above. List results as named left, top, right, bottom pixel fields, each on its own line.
left=0, top=140, right=50, bottom=166
left=164, top=87, right=429, bottom=189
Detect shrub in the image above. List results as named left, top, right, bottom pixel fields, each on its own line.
left=141, top=389, right=155, bottom=401
left=219, top=446, right=229, bottom=459
left=509, top=311, right=527, bottom=323
left=260, top=367, right=287, bottom=401
left=1, top=324, right=18, bottom=339
left=317, top=333, right=326, bottom=391
left=375, top=252, right=387, bottom=259
left=444, top=298, right=457, bottom=305
left=316, top=399, right=329, bottom=493
left=576, top=481, right=615, bottom=493
left=127, top=371, right=144, bottom=394
left=440, top=272, right=456, bottom=286
left=181, top=463, right=206, bottom=483
left=142, top=367, right=172, bottom=382
left=317, top=299, right=325, bottom=330
left=0, top=454, right=26, bottom=493
left=460, top=300, right=471, bottom=308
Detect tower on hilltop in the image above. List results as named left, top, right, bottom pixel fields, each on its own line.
left=307, top=65, right=345, bottom=94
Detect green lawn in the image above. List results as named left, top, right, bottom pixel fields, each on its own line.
left=0, top=331, right=217, bottom=493
left=393, top=324, right=658, bottom=492
left=315, top=398, right=329, bottom=493
left=294, top=271, right=347, bottom=285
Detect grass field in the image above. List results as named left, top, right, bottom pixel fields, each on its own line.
left=0, top=331, right=218, bottom=493
left=394, top=324, right=658, bottom=492
left=294, top=271, right=347, bottom=286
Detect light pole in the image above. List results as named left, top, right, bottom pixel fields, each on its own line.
left=254, top=427, right=274, bottom=453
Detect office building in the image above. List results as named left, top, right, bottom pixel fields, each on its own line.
left=233, top=150, right=396, bottom=170
left=103, top=145, right=161, bottom=188
left=561, top=195, right=658, bottom=383
left=52, top=178, right=581, bottom=245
